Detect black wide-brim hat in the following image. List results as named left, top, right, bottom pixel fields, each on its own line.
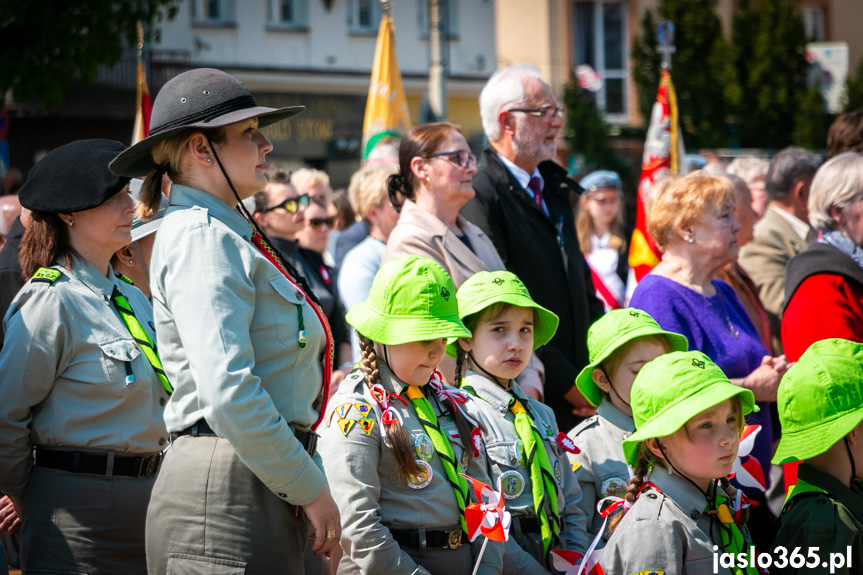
left=110, top=68, right=305, bottom=178
left=19, top=139, right=131, bottom=213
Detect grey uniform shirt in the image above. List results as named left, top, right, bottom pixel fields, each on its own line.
left=0, top=257, right=169, bottom=504
left=462, top=372, right=589, bottom=560
left=566, top=397, right=634, bottom=546
left=151, top=185, right=327, bottom=506
left=600, top=471, right=737, bottom=575
left=318, top=365, right=503, bottom=575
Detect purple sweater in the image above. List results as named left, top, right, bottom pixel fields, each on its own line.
left=629, top=274, right=773, bottom=491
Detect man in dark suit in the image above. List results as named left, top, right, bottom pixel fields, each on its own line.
left=462, top=64, right=604, bottom=430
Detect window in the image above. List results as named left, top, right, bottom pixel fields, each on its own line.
left=418, top=0, right=459, bottom=39
left=572, top=1, right=628, bottom=121
left=349, top=0, right=382, bottom=34
left=267, top=0, right=307, bottom=28
left=803, top=7, right=825, bottom=42
left=191, top=0, right=235, bottom=25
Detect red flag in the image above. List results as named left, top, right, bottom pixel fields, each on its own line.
left=132, top=22, right=152, bottom=145
left=627, top=70, right=685, bottom=283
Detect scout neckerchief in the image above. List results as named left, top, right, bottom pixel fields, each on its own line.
left=510, top=395, right=560, bottom=556
left=406, top=382, right=470, bottom=531
left=710, top=490, right=760, bottom=575
left=110, top=284, right=173, bottom=395
left=251, top=230, right=333, bottom=431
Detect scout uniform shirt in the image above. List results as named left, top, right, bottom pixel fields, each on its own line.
left=318, top=365, right=503, bottom=575
left=567, top=396, right=634, bottom=545
left=0, top=257, right=169, bottom=504
left=600, top=470, right=742, bottom=575
left=462, top=371, right=589, bottom=562
left=771, top=463, right=863, bottom=575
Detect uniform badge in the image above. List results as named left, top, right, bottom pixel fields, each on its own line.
left=556, top=432, right=581, bottom=454
left=515, top=439, right=526, bottom=466
left=601, top=477, right=629, bottom=498
left=407, top=460, right=433, bottom=489
left=325, top=409, right=335, bottom=428
left=359, top=418, right=375, bottom=436
left=632, top=572, right=665, bottom=575
left=500, top=470, right=525, bottom=499
left=470, top=428, right=483, bottom=458
left=460, top=449, right=469, bottom=472
left=570, top=461, right=582, bottom=473
left=542, top=420, right=553, bottom=437
left=354, top=403, right=372, bottom=418
left=415, top=434, right=434, bottom=462
left=337, top=418, right=356, bottom=436
left=335, top=403, right=353, bottom=419
left=553, top=460, right=563, bottom=487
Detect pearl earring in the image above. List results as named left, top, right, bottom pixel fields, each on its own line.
left=66, top=220, right=73, bottom=226
left=205, top=158, right=212, bottom=163
left=686, top=236, right=694, bottom=243
left=129, top=260, right=134, bottom=265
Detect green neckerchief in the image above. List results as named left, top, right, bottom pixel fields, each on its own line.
left=710, top=491, right=759, bottom=575
left=406, top=384, right=469, bottom=531
left=111, top=285, right=173, bottom=395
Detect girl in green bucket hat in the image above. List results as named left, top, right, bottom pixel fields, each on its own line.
left=600, top=350, right=761, bottom=575
left=449, top=270, right=588, bottom=571
left=317, top=256, right=503, bottom=574
left=568, top=308, right=687, bottom=548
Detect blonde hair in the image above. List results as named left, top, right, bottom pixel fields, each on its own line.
left=646, top=173, right=734, bottom=251
left=349, top=165, right=397, bottom=225
left=807, top=152, right=863, bottom=231
left=576, top=192, right=626, bottom=253
left=292, top=168, right=332, bottom=199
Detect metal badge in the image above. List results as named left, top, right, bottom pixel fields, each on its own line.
left=500, top=470, right=526, bottom=499
left=415, top=434, right=434, bottom=462
left=601, top=477, right=629, bottom=498
left=407, top=459, right=433, bottom=489
left=553, top=460, right=563, bottom=487
left=515, top=440, right=526, bottom=466
left=460, top=449, right=469, bottom=472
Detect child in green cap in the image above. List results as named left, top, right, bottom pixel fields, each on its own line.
left=568, top=308, right=688, bottom=548
left=770, top=338, right=863, bottom=575
left=317, top=255, right=502, bottom=575
left=450, top=270, right=588, bottom=572
left=600, top=350, right=760, bottom=575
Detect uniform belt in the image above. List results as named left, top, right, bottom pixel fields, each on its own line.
left=172, top=419, right=319, bottom=457
left=33, top=447, right=162, bottom=479
left=390, top=527, right=467, bottom=550
left=512, top=515, right=540, bottom=534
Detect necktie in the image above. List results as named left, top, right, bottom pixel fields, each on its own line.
left=111, top=286, right=173, bottom=395
left=251, top=230, right=334, bottom=431
left=708, top=494, right=760, bottom=575
left=510, top=397, right=559, bottom=556
left=528, top=176, right=545, bottom=212
left=407, top=384, right=470, bottom=531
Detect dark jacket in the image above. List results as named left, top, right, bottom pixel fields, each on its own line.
left=0, top=216, right=26, bottom=348
left=463, top=147, right=604, bottom=430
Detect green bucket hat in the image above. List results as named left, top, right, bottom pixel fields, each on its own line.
left=575, top=308, right=688, bottom=407
left=622, top=350, right=757, bottom=466
left=346, top=255, right=471, bottom=345
left=772, top=338, right=863, bottom=464
left=445, top=270, right=559, bottom=358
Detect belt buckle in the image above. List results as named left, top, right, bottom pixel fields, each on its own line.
left=444, top=527, right=463, bottom=549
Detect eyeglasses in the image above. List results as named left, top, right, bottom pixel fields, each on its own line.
left=264, top=194, right=309, bottom=214
left=426, top=150, right=477, bottom=169
left=508, top=106, right=565, bottom=118
left=308, top=216, right=335, bottom=230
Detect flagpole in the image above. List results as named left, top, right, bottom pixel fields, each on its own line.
left=428, top=0, right=448, bottom=121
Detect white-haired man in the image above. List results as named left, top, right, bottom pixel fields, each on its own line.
left=462, top=64, right=604, bottom=430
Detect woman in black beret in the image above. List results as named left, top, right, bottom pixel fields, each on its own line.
left=0, top=139, right=171, bottom=574
left=109, top=68, right=340, bottom=574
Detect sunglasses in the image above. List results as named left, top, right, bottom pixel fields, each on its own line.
left=264, top=194, right=310, bottom=214
left=426, top=150, right=477, bottom=169
left=309, top=216, right=335, bottom=230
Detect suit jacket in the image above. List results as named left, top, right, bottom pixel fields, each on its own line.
left=738, top=206, right=812, bottom=354
left=463, top=147, right=604, bottom=431
left=383, top=199, right=505, bottom=288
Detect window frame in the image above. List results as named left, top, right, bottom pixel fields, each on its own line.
left=266, top=0, right=309, bottom=30
left=191, top=0, right=236, bottom=27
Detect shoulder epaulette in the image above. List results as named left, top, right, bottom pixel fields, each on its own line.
left=115, top=272, right=134, bottom=285
left=32, top=267, right=62, bottom=284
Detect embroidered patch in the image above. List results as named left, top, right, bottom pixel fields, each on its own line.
left=691, top=358, right=705, bottom=369
left=553, top=460, right=563, bottom=487
left=440, top=287, right=450, bottom=301
left=601, top=477, right=629, bottom=498
left=335, top=403, right=353, bottom=419
left=407, top=460, right=433, bottom=489
left=492, top=278, right=504, bottom=285
left=470, top=428, right=483, bottom=458
left=415, top=434, right=434, bottom=462
left=570, top=461, right=582, bottom=473
left=337, top=418, right=356, bottom=436
left=354, top=403, right=372, bottom=418
left=359, top=418, right=375, bottom=436
left=325, top=410, right=336, bottom=428
left=500, top=470, right=526, bottom=499
left=460, top=449, right=469, bottom=472
left=632, top=571, right=665, bottom=575
left=557, top=432, right=581, bottom=454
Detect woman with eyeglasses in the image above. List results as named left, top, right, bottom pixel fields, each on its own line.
left=254, top=171, right=352, bottom=386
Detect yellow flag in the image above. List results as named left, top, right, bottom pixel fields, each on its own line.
left=362, top=13, right=412, bottom=160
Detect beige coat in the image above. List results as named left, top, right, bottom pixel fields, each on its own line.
left=383, top=200, right=505, bottom=288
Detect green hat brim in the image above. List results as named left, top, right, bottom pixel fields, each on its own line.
left=622, top=380, right=757, bottom=466
left=444, top=292, right=559, bottom=358
left=772, top=407, right=863, bottom=464
left=348, top=300, right=471, bottom=346
left=576, top=326, right=688, bottom=407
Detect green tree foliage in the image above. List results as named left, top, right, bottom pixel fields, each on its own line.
left=793, top=79, right=830, bottom=149
left=631, top=0, right=740, bottom=149
left=562, top=80, right=628, bottom=177
left=0, top=1, right=180, bottom=108
left=733, top=0, right=808, bottom=147
left=842, top=58, right=863, bottom=113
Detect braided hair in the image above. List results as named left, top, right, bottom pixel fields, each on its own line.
left=608, top=442, right=653, bottom=534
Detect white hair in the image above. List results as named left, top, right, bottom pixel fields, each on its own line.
left=479, top=64, right=544, bottom=142
left=292, top=168, right=332, bottom=198
left=726, top=156, right=769, bottom=186
left=808, top=152, right=863, bottom=231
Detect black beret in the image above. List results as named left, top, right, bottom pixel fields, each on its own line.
left=19, top=139, right=132, bottom=213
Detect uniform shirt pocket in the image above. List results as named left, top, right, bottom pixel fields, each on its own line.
left=97, top=337, right=141, bottom=386
left=265, top=273, right=306, bottom=347
left=486, top=441, right=529, bottom=501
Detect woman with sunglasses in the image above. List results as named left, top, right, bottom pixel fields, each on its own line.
left=254, top=173, right=352, bottom=387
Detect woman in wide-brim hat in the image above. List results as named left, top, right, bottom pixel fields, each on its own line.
left=0, top=139, right=170, bottom=574
left=110, top=68, right=341, bottom=573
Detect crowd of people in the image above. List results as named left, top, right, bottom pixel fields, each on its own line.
left=0, top=62, right=861, bottom=575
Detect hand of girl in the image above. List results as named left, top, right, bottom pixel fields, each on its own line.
left=303, top=486, right=342, bottom=556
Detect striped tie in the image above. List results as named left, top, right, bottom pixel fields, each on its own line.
left=111, top=286, right=172, bottom=394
